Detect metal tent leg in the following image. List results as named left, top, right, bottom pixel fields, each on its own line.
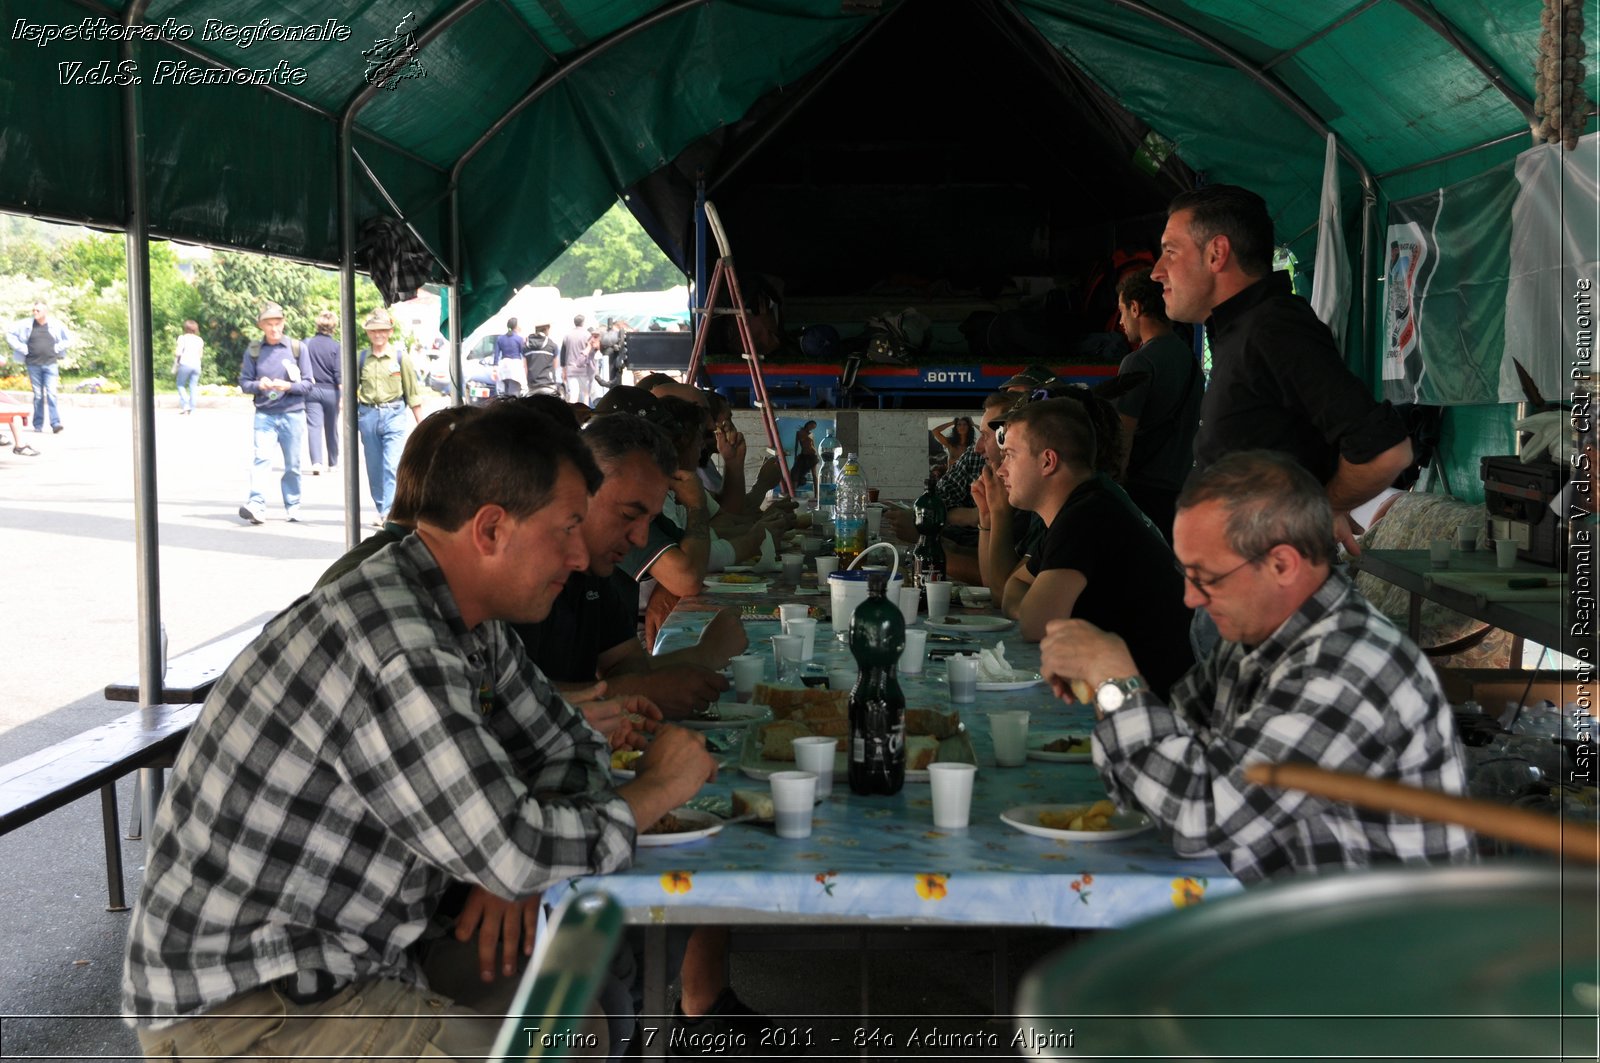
left=100, top=784, right=128, bottom=912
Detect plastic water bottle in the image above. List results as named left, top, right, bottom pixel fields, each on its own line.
left=816, top=427, right=839, bottom=508
left=834, top=454, right=868, bottom=564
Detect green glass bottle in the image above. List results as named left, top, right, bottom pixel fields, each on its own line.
left=911, top=472, right=947, bottom=587
left=847, top=572, right=907, bottom=795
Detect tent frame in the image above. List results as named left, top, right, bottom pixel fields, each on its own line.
left=88, top=0, right=1543, bottom=729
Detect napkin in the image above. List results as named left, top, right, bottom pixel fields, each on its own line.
left=753, top=530, right=780, bottom=573
left=976, top=642, right=1017, bottom=682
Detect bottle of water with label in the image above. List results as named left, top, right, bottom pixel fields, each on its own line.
left=833, top=453, right=868, bottom=564
left=815, top=427, right=839, bottom=509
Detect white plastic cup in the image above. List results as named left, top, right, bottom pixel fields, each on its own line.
left=781, top=552, right=805, bottom=583
left=778, top=603, right=810, bottom=625
left=1428, top=538, right=1451, bottom=568
left=987, top=709, right=1030, bottom=766
left=828, top=667, right=856, bottom=691
left=730, top=654, right=763, bottom=702
left=815, top=556, right=839, bottom=582
left=866, top=506, right=883, bottom=541
left=927, top=762, right=978, bottom=828
left=771, top=634, right=804, bottom=683
left=792, top=737, right=838, bottom=799
left=801, top=536, right=823, bottom=554
left=770, top=771, right=818, bottom=838
left=783, top=617, right=818, bottom=661
left=924, top=580, right=952, bottom=622
left=1496, top=539, right=1519, bottom=569
left=829, top=573, right=871, bottom=640
left=947, top=653, right=979, bottom=703
left=896, top=585, right=920, bottom=626
left=898, top=628, right=928, bottom=674
left=1456, top=523, right=1478, bottom=551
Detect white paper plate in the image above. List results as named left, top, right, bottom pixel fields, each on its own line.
left=1000, top=804, right=1152, bottom=842
left=637, top=808, right=725, bottom=847
left=702, top=575, right=770, bottom=593
left=976, top=671, right=1043, bottom=692
left=676, top=703, right=774, bottom=731
left=1025, top=732, right=1093, bottom=763
left=738, top=726, right=975, bottom=782
left=924, top=616, right=1014, bottom=634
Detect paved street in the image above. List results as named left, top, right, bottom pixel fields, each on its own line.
left=0, top=396, right=391, bottom=1059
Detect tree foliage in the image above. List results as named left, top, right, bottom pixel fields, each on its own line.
left=533, top=202, right=684, bottom=296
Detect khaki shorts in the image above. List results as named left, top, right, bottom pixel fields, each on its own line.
left=135, top=978, right=501, bottom=1062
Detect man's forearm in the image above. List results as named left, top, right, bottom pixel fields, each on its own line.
left=945, top=507, right=979, bottom=527
left=1326, top=440, right=1413, bottom=512
left=717, top=462, right=748, bottom=515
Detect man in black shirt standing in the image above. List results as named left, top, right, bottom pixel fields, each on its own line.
left=1151, top=184, right=1411, bottom=553
left=995, top=397, right=1193, bottom=697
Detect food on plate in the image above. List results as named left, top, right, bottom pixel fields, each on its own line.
left=644, top=812, right=686, bottom=835
left=906, top=734, right=940, bottom=771
left=905, top=707, right=961, bottom=739
left=610, top=749, right=643, bottom=771
left=760, top=720, right=812, bottom=761
left=1042, top=736, right=1091, bottom=755
left=716, top=573, right=763, bottom=584
left=731, top=789, right=776, bottom=822
left=755, top=684, right=848, bottom=721
left=1038, top=799, right=1117, bottom=832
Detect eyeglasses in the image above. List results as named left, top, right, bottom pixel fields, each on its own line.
left=1173, top=549, right=1271, bottom=603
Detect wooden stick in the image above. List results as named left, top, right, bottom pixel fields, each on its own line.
left=1244, top=761, right=1600, bottom=863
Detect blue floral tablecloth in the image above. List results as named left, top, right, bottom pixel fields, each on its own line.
left=555, top=593, right=1242, bottom=929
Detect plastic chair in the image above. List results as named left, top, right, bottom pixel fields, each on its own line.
left=489, top=891, right=624, bottom=1062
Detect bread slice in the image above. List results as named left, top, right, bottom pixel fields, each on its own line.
left=906, top=734, right=940, bottom=771
left=759, top=719, right=811, bottom=761
left=731, top=789, right=776, bottom=823
left=905, top=707, right=960, bottom=739
left=756, top=684, right=849, bottom=721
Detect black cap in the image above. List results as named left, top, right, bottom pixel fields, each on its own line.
left=985, top=392, right=1033, bottom=432
left=592, top=385, right=662, bottom=419
left=1001, top=364, right=1055, bottom=389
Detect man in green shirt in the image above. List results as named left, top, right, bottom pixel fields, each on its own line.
left=357, top=307, right=424, bottom=527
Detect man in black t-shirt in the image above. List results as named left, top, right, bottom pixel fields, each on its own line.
left=511, top=413, right=745, bottom=719
left=994, top=397, right=1193, bottom=697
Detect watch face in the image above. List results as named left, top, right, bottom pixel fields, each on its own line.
left=1095, top=682, right=1124, bottom=713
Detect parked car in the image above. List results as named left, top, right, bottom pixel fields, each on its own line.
left=423, top=336, right=497, bottom=401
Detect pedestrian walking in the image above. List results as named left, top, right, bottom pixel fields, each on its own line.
left=303, top=310, right=342, bottom=474
left=355, top=307, right=424, bottom=526
left=238, top=302, right=312, bottom=525
left=7, top=301, right=71, bottom=437
left=173, top=320, right=203, bottom=415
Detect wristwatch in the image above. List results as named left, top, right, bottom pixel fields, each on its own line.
left=1094, top=676, right=1146, bottom=715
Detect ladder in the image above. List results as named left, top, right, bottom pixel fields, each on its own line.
left=685, top=201, right=795, bottom=497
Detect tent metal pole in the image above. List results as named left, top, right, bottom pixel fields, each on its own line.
left=352, top=148, right=453, bottom=279
left=1097, top=0, right=1373, bottom=188
left=339, top=122, right=361, bottom=550
left=693, top=178, right=707, bottom=352
left=1261, top=0, right=1385, bottom=71
left=1375, top=129, right=1533, bottom=180
left=1360, top=185, right=1375, bottom=389
left=450, top=185, right=465, bottom=408
left=121, top=0, right=163, bottom=710
left=1394, top=0, right=1536, bottom=124
left=452, top=0, right=704, bottom=176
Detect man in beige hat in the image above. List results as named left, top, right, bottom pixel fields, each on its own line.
left=238, top=302, right=312, bottom=524
left=356, top=306, right=425, bottom=526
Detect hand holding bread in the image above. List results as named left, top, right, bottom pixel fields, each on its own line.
left=1039, top=619, right=1138, bottom=711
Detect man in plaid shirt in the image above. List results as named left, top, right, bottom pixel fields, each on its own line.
left=1040, top=450, right=1473, bottom=883
left=123, top=403, right=715, bottom=1058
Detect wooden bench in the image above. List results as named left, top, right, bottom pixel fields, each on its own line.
left=104, top=626, right=261, bottom=704
left=0, top=704, right=200, bottom=910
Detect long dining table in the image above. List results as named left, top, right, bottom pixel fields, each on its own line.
left=549, top=569, right=1243, bottom=1038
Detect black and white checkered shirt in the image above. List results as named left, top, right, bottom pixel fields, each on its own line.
left=1093, top=572, right=1474, bottom=884
left=936, top=447, right=986, bottom=509
left=123, top=536, right=635, bottom=1027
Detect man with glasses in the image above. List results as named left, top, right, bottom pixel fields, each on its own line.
left=991, top=397, right=1193, bottom=696
left=1038, top=450, right=1473, bottom=883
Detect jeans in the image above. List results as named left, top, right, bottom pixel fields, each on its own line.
left=358, top=402, right=410, bottom=518
left=28, top=363, right=60, bottom=429
left=304, top=384, right=340, bottom=467
left=174, top=365, right=200, bottom=412
left=248, top=409, right=305, bottom=512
